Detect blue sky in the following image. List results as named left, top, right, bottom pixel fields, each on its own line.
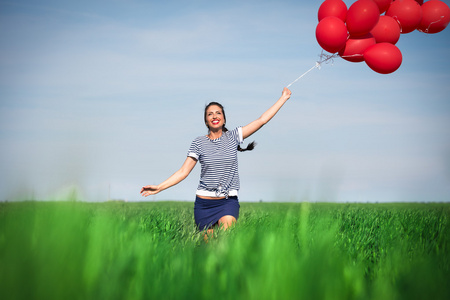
left=1, top=0, right=449, bottom=202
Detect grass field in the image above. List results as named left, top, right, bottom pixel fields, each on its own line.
left=0, top=200, right=449, bottom=300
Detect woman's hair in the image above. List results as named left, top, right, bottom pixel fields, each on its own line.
left=204, top=102, right=256, bottom=152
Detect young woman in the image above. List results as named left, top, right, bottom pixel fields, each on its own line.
left=140, top=87, right=292, bottom=233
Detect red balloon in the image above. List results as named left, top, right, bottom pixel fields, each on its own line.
left=370, top=15, right=401, bottom=44
left=318, top=0, right=348, bottom=22
left=316, top=16, right=348, bottom=53
left=346, top=0, right=380, bottom=36
left=386, top=0, right=423, bottom=33
left=417, top=0, right=450, bottom=34
left=339, top=33, right=376, bottom=62
left=415, top=0, right=423, bottom=5
left=364, top=43, right=402, bottom=74
left=372, top=0, right=392, bottom=13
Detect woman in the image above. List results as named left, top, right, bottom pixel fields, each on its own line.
left=140, top=87, right=292, bottom=233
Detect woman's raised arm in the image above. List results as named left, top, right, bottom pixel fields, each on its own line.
left=140, top=156, right=197, bottom=197
left=242, top=87, right=291, bottom=139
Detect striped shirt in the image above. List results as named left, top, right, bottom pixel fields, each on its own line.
left=187, top=127, right=244, bottom=197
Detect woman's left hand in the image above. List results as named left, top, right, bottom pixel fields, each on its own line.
left=282, top=87, right=292, bottom=100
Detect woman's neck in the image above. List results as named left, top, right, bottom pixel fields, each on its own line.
left=208, top=129, right=223, bottom=140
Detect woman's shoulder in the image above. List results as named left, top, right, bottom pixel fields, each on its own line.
left=225, top=126, right=241, bottom=135
left=225, top=127, right=243, bottom=142
left=191, top=135, right=208, bottom=143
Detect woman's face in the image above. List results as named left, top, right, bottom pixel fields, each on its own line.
left=205, top=105, right=225, bottom=131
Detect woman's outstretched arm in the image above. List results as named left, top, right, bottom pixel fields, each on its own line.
left=242, top=87, right=291, bottom=139
left=140, top=156, right=197, bottom=197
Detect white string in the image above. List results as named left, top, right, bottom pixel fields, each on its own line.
left=417, top=15, right=445, bottom=33
left=286, top=63, right=318, bottom=88
left=286, top=52, right=339, bottom=88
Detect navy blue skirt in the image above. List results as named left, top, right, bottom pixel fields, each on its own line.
left=194, top=196, right=240, bottom=230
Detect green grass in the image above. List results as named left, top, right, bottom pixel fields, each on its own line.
left=1, top=201, right=449, bottom=300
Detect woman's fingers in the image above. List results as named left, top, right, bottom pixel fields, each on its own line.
left=284, top=87, right=292, bottom=95
left=140, top=185, right=159, bottom=196
left=282, top=87, right=292, bottom=99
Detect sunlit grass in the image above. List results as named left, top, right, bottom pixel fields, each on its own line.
left=0, top=201, right=449, bottom=299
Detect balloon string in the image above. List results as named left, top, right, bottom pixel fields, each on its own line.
left=286, top=52, right=338, bottom=88
left=417, top=16, right=444, bottom=33
left=286, top=64, right=317, bottom=88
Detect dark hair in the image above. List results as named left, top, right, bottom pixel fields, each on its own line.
left=204, top=101, right=256, bottom=152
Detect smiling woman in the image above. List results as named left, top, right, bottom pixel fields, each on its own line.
left=204, top=101, right=256, bottom=152
left=140, top=87, right=291, bottom=237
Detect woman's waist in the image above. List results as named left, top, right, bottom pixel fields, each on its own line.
left=196, top=189, right=238, bottom=199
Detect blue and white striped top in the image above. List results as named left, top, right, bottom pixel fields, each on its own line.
left=187, top=127, right=244, bottom=198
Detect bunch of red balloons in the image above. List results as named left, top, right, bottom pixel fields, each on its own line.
left=316, top=0, right=450, bottom=74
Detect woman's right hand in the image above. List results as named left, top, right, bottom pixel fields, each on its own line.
left=140, top=185, right=160, bottom=197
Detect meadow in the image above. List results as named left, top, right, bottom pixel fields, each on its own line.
left=0, top=200, right=449, bottom=300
